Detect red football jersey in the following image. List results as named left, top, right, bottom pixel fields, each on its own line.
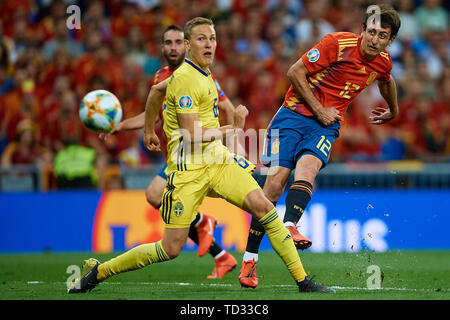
left=282, top=32, right=392, bottom=120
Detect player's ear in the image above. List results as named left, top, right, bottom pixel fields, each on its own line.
left=184, top=39, right=190, bottom=51
left=360, top=29, right=365, bottom=37
left=388, top=35, right=395, bottom=46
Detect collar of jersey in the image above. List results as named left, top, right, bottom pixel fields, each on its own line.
left=185, top=59, right=210, bottom=77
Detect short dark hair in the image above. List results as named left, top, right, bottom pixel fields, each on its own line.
left=363, top=4, right=401, bottom=39
left=183, top=17, right=214, bottom=40
left=161, top=24, right=183, bottom=43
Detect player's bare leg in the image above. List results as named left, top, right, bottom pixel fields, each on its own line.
left=263, top=166, right=291, bottom=202
left=293, top=154, right=321, bottom=185
left=145, top=175, right=166, bottom=209
left=160, top=227, right=190, bottom=259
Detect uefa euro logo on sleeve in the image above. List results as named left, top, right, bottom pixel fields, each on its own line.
left=307, top=49, right=320, bottom=63
left=178, top=95, right=193, bottom=109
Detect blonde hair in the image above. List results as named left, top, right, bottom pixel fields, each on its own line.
left=184, top=17, right=214, bottom=40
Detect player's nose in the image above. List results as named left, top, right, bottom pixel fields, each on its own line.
left=205, top=38, right=213, bottom=48
left=371, top=35, right=379, bottom=45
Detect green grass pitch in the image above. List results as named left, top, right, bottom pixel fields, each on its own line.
left=0, top=251, right=448, bottom=300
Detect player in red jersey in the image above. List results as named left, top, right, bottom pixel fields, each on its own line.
left=239, top=4, right=401, bottom=288
left=100, top=25, right=237, bottom=279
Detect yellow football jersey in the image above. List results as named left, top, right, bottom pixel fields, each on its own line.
left=163, top=59, right=227, bottom=172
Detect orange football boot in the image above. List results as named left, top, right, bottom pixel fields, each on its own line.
left=196, top=214, right=217, bottom=257
left=238, top=259, right=258, bottom=288
left=286, top=222, right=312, bottom=250
left=207, top=252, right=237, bottom=279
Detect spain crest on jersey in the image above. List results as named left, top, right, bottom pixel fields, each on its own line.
left=178, top=95, right=193, bottom=109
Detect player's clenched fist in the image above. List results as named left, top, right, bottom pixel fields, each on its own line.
left=316, top=107, right=342, bottom=126
left=233, top=104, right=249, bottom=129
left=144, top=131, right=161, bottom=152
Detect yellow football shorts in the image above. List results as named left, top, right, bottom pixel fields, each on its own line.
left=160, top=154, right=260, bottom=228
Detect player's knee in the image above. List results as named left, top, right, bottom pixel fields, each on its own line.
left=243, top=189, right=275, bottom=219
left=166, top=249, right=180, bottom=260
left=295, top=155, right=321, bottom=182
left=264, top=178, right=285, bottom=201
left=161, top=230, right=188, bottom=260
left=161, top=242, right=182, bottom=260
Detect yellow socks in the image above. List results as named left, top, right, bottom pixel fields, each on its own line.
left=258, top=208, right=307, bottom=282
left=97, top=240, right=169, bottom=281
left=94, top=211, right=305, bottom=283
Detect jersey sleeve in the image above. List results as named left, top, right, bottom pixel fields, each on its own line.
left=150, top=70, right=160, bottom=86
left=211, top=73, right=227, bottom=102
left=301, top=33, right=338, bottom=74
left=167, top=74, right=201, bottom=114
left=377, top=52, right=392, bottom=82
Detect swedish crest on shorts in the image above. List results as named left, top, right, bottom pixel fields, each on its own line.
left=174, top=201, right=184, bottom=217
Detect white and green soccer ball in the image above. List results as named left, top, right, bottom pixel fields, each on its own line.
left=79, top=90, right=122, bottom=133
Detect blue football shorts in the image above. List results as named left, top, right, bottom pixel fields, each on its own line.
left=261, top=106, right=341, bottom=169
left=157, top=163, right=169, bottom=180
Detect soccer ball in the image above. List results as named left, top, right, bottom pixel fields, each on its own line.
left=79, top=90, right=123, bottom=133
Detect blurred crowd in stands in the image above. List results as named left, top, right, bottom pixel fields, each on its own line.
left=0, top=0, right=448, bottom=189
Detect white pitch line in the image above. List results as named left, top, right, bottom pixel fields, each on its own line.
left=101, top=282, right=450, bottom=292
left=102, top=281, right=233, bottom=287
left=41, top=281, right=450, bottom=293
left=330, top=286, right=450, bottom=292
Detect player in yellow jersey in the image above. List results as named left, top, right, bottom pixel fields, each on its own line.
left=68, top=17, right=334, bottom=294
left=99, top=25, right=238, bottom=279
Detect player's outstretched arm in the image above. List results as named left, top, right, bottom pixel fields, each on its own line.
left=371, top=75, right=399, bottom=125
left=143, top=80, right=168, bottom=151
left=98, top=113, right=146, bottom=141
left=287, top=59, right=341, bottom=126
left=99, top=80, right=169, bottom=141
